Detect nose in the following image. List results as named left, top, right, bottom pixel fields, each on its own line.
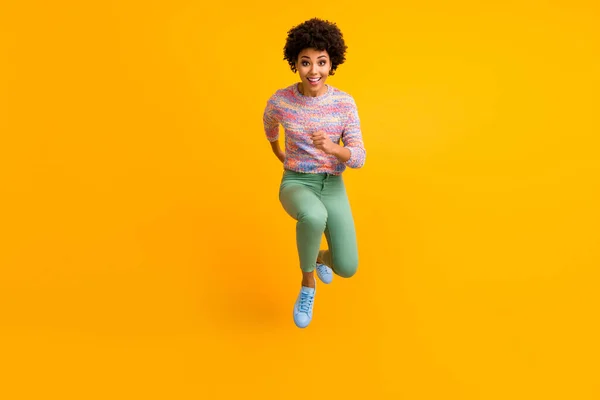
left=310, top=63, right=318, bottom=74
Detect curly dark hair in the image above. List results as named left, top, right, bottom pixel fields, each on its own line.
left=283, top=18, right=347, bottom=76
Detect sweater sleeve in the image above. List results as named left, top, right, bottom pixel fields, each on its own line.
left=263, top=97, right=280, bottom=142
left=342, top=98, right=366, bottom=168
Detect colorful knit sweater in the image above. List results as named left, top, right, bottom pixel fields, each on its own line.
left=263, top=83, right=366, bottom=175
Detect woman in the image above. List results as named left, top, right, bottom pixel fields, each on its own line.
left=263, top=18, right=366, bottom=328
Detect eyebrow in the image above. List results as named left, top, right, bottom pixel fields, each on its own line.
left=301, top=55, right=328, bottom=59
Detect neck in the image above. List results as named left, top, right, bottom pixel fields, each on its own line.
left=298, top=82, right=327, bottom=97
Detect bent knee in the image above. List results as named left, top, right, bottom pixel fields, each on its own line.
left=334, top=259, right=358, bottom=278
left=298, top=210, right=327, bottom=229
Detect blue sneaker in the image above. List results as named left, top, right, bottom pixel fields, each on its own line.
left=293, top=282, right=316, bottom=328
left=316, top=263, right=333, bottom=284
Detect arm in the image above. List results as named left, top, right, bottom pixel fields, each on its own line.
left=329, top=143, right=351, bottom=163
left=270, top=140, right=285, bottom=163
left=310, top=132, right=351, bottom=162
left=263, top=97, right=284, bottom=163
left=340, top=99, right=366, bottom=168
left=310, top=99, right=365, bottom=167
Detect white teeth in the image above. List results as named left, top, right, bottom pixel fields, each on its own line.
left=308, top=77, right=320, bottom=82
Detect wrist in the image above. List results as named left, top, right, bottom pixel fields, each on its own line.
left=330, top=144, right=350, bottom=162
left=329, top=143, right=342, bottom=156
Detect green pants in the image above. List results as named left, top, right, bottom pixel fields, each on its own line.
left=278, top=169, right=358, bottom=277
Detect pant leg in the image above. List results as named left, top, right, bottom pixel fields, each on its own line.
left=319, top=175, right=358, bottom=278
left=279, top=180, right=328, bottom=273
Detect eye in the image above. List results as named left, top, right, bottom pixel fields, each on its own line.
left=319, top=61, right=326, bottom=66
left=302, top=61, right=309, bottom=66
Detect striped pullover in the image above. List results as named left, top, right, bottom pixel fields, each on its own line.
left=263, top=83, right=366, bottom=175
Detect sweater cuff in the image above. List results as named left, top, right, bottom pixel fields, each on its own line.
left=344, top=146, right=366, bottom=168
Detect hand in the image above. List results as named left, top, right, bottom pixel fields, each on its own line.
left=310, top=130, right=337, bottom=155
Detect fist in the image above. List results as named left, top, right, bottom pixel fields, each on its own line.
left=310, top=130, right=336, bottom=154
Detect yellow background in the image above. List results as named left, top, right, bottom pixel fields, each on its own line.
left=1, top=0, right=599, bottom=398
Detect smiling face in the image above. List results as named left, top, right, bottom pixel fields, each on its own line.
left=295, top=48, right=331, bottom=97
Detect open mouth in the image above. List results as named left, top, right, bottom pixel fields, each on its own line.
left=307, top=77, right=321, bottom=84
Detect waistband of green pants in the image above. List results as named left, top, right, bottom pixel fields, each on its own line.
left=282, top=168, right=342, bottom=181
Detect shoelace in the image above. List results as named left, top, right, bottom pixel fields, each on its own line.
left=317, top=264, right=330, bottom=276
left=299, top=291, right=314, bottom=313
